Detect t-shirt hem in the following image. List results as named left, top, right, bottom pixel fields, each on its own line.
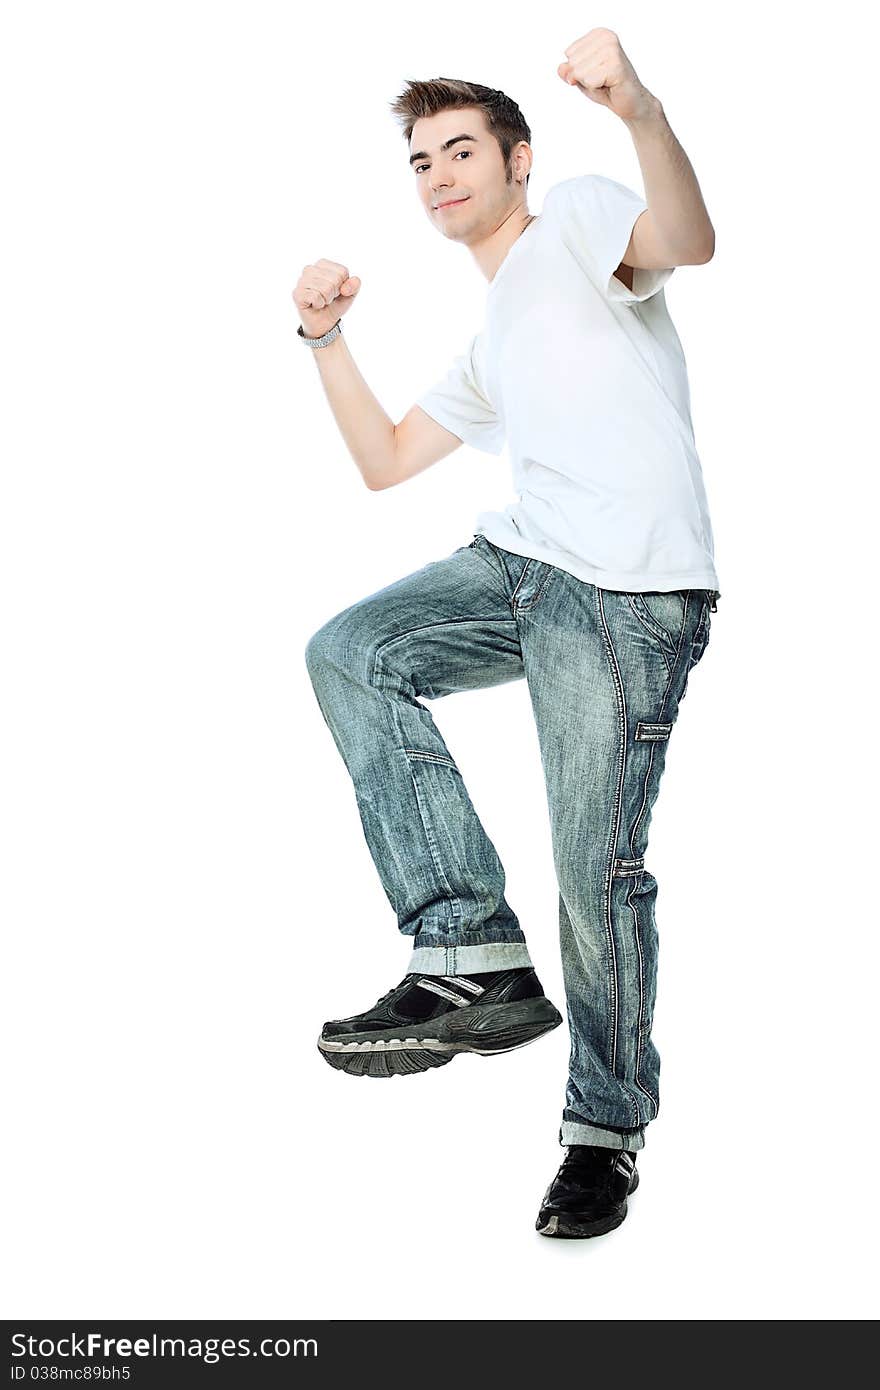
left=474, top=523, right=719, bottom=594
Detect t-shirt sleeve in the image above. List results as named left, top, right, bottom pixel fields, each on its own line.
left=551, top=173, right=674, bottom=304
left=415, top=332, right=505, bottom=455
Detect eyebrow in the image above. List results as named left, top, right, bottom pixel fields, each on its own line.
left=409, top=134, right=478, bottom=167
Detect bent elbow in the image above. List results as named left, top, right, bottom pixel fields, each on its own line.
left=364, top=468, right=398, bottom=492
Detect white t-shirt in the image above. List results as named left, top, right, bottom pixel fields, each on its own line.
left=416, top=173, right=720, bottom=594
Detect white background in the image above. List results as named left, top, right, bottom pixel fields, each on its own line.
left=2, top=0, right=877, bottom=1321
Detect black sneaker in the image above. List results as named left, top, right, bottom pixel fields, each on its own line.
left=318, top=967, right=562, bottom=1078
left=535, top=1144, right=640, bottom=1238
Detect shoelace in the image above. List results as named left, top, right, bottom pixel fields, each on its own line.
left=555, top=1147, right=624, bottom=1194
left=370, top=975, right=414, bottom=1009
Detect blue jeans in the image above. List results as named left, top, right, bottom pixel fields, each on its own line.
left=304, top=534, right=717, bottom=1152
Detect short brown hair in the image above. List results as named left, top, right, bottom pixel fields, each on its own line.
left=389, top=77, right=532, bottom=188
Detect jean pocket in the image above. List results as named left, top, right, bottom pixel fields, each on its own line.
left=688, top=599, right=712, bottom=669
left=626, top=590, right=688, bottom=656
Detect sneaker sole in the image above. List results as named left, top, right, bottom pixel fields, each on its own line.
left=317, top=996, right=563, bottom=1078
left=535, top=1168, right=639, bottom=1238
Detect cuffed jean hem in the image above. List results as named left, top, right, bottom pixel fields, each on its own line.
left=406, top=942, right=535, bottom=975
left=560, top=1121, right=646, bottom=1152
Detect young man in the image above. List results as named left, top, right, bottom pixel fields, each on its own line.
left=295, top=31, right=720, bottom=1239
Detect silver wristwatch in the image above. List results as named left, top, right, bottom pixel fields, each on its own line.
left=297, top=318, right=342, bottom=349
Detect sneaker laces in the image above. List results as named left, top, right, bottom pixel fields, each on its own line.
left=555, top=1145, right=622, bottom=1194
left=370, top=974, right=415, bottom=1010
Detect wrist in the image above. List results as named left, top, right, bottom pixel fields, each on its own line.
left=298, top=318, right=343, bottom=349
left=622, top=91, right=664, bottom=130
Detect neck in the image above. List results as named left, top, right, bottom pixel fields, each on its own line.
left=474, top=203, right=536, bottom=284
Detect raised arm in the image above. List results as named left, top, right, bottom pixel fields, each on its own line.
left=293, top=258, right=462, bottom=491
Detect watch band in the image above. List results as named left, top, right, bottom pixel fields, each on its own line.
left=297, top=318, right=342, bottom=348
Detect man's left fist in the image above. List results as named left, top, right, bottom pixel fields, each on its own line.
left=558, top=28, right=657, bottom=122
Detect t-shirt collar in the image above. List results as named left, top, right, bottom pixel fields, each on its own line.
left=487, top=214, right=541, bottom=294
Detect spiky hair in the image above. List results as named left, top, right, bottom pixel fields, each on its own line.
left=389, top=77, right=532, bottom=187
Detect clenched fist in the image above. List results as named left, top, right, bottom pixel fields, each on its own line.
left=557, top=28, right=657, bottom=123
left=293, top=259, right=362, bottom=338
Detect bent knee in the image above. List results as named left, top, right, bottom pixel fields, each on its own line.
left=304, top=607, right=372, bottom=681
left=304, top=621, right=340, bottom=676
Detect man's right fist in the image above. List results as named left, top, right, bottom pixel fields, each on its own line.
left=293, top=259, right=361, bottom=338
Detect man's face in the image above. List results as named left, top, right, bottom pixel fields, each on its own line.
left=409, top=106, right=521, bottom=242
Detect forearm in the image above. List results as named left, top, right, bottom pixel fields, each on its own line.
left=306, top=331, right=396, bottom=491
left=623, top=96, right=715, bottom=261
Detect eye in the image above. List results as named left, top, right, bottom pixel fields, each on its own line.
left=415, top=149, right=472, bottom=175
